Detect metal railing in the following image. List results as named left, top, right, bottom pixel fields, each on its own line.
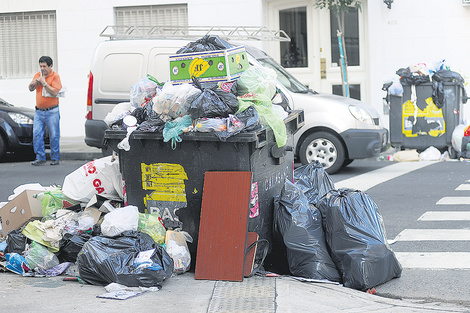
left=100, top=25, right=290, bottom=42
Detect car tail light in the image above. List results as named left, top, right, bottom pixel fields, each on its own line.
left=86, top=71, right=93, bottom=120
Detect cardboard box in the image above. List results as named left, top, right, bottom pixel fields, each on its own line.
left=169, top=46, right=249, bottom=85
left=0, top=190, right=43, bottom=235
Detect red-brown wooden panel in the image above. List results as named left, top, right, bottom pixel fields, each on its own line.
left=195, top=171, right=252, bottom=281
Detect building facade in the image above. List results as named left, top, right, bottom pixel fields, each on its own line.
left=1, top=0, right=469, bottom=136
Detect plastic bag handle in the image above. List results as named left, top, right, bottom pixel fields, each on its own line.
left=191, top=76, right=203, bottom=90
left=244, top=238, right=269, bottom=278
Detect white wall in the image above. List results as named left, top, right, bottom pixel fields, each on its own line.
left=366, top=0, right=470, bottom=128
left=0, top=0, right=264, bottom=137
left=1, top=0, right=469, bottom=137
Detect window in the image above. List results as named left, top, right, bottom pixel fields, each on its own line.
left=330, top=7, right=359, bottom=67
left=279, top=7, right=308, bottom=68
left=333, top=84, right=361, bottom=100
left=115, top=4, right=188, bottom=26
left=0, top=11, right=57, bottom=79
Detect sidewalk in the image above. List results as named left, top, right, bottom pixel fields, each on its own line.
left=59, top=136, right=102, bottom=161
left=0, top=271, right=467, bottom=312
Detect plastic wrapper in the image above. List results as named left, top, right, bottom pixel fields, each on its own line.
left=138, top=212, right=166, bottom=245
left=396, top=67, right=430, bottom=85
left=162, top=115, right=193, bottom=149
left=237, top=66, right=278, bottom=99
left=452, top=124, right=466, bottom=153
left=273, top=180, right=341, bottom=282
left=101, top=205, right=139, bottom=237
left=317, top=188, right=402, bottom=290
left=21, top=220, right=60, bottom=252
left=76, top=231, right=174, bottom=287
left=5, top=253, right=30, bottom=275
left=189, top=78, right=239, bottom=119
left=4, top=229, right=28, bottom=254
left=193, top=117, right=227, bottom=132
left=104, top=102, right=135, bottom=127
left=62, top=156, right=124, bottom=203
left=419, top=146, right=441, bottom=161
left=176, top=35, right=232, bottom=54
left=165, top=230, right=192, bottom=274
left=293, top=161, right=336, bottom=207
left=130, top=77, right=159, bottom=108
left=38, top=187, right=81, bottom=217
left=24, top=241, right=60, bottom=271
left=238, top=93, right=287, bottom=147
left=152, top=82, right=202, bottom=122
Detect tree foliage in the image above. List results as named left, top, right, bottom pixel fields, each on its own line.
left=314, top=0, right=361, bottom=32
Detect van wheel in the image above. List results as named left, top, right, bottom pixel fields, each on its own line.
left=299, top=132, right=345, bottom=174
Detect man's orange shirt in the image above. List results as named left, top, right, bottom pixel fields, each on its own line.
left=34, top=70, right=62, bottom=108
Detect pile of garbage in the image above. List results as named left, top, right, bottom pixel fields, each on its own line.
left=0, top=156, right=192, bottom=293
left=272, top=161, right=402, bottom=291
left=0, top=157, right=403, bottom=292
left=104, top=35, right=289, bottom=152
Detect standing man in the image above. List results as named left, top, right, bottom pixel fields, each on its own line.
left=28, top=56, right=62, bottom=166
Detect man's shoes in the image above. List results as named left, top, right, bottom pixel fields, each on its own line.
left=31, top=159, right=46, bottom=166
left=50, top=160, right=60, bottom=166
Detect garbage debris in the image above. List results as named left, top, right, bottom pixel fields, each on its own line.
left=273, top=179, right=341, bottom=282
left=317, top=188, right=402, bottom=290
left=76, top=231, right=173, bottom=287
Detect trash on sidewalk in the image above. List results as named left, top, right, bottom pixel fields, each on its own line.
left=317, top=188, right=402, bottom=291
left=0, top=34, right=402, bottom=297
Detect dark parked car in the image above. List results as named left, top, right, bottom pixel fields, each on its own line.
left=0, top=97, right=49, bottom=160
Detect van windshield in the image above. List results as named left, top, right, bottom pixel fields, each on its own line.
left=255, top=57, right=310, bottom=94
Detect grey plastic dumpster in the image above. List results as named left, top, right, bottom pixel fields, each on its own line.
left=389, top=82, right=464, bottom=152
left=105, top=110, right=304, bottom=272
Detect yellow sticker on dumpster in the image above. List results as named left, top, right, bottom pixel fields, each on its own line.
left=141, top=163, right=188, bottom=204
left=402, top=97, right=445, bottom=138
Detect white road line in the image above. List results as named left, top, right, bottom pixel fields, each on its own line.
left=419, top=211, right=470, bottom=221
left=456, top=184, right=470, bottom=190
left=334, top=161, right=435, bottom=191
left=395, top=252, right=470, bottom=269
left=394, top=229, right=470, bottom=241
left=436, top=197, right=470, bottom=205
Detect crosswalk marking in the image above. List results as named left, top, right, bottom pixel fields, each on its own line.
left=334, top=161, right=434, bottom=191
left=394, top=252, right=470, bottom=269
left=418, top=211, right=470, bottom=221
left=456, top=184, right=470, bottom=190
left=394, top=229, right=470, bottom=241
left=436, top=197, right=470, bottom=205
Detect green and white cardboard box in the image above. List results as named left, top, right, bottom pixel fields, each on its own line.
left=169, top=46, right=249, bottom=84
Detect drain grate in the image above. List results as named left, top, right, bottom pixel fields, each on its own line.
left=208, top=276, right=276, bottom=313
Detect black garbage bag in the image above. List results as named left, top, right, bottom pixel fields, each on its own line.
left=294, top=161, right=335, bottom=207
left=273, top=179, right=341, bottom=282
left=432, top=69, right=467, bottom=109
left=189, top=77, right=239, bottom=119
left=215, top=105, right=262, bottom=141
left=76, top=231, right=174, bottom=287
left=396, top=67, right=430, bottom=85
left=317, top=188, right=402, bottom=290
left=176, top=35, right=233, bottom=54
left=57, top=233, right=93, bottom=263
left=4, top=230, right=29, bottom=254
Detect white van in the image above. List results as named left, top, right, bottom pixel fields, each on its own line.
left=85, top=26, right=388, bottom=174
